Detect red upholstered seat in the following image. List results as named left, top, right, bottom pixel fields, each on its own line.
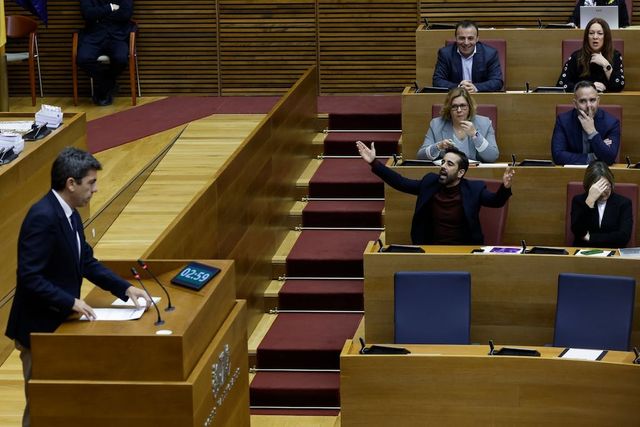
left=561, top=39, right=624, bottom=62
left=478, top=179, right=509, bottom=245
left=565, top=181, right=637, bottom=247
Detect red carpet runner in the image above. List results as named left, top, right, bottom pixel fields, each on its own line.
left=250, top=111, right=400, bottom=415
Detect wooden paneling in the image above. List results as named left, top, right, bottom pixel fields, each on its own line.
left=341, top=340, right=640, bottom=425
left=363, top=244, right=640, bottom=346
left=416, top=28, right=640, bottom=92
left=420, top=0, right=574, bottom=28
left=318, top=0, right=417, bottom=93
left=143, top=67, right=317, bottom=333
left=402, top=91, right=640, bottom=163
left=218, top=0, right=317, bottom=95
left=0, top=112, right=86, bottom=363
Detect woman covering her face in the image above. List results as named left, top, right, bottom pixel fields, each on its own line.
left=417, top=87, right=499, bottom=163
left=557, top=18, right=625, bottom=93
left=571, top=160, right=633, bottom=247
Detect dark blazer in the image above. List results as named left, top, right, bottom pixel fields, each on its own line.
left=5, top=191, right=131, bottom=348
left=432, top=42, right=503, bottom=92
left=80, top=0, right=134, bottom=42
left=551, top=108, right=620, bottom=165
left=557, top=49, right=625, bottom=93
left=571, top=0, right=630, bottom=28
left=571, top=192, right=632, bottom=248
left=371, top=160, right=512, bottom=244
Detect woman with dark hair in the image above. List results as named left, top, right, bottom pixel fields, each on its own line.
left=571, top=160, right=633, bottom=247
left=417, top=87, right=499, bottom=162
left=557, top=18, right=625, bottom=93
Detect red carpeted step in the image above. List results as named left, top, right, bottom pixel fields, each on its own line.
left=278, top=279, right=363, bottom=310
left=286, top=230, right=381, bottom=277
left=309, top=159, right=383, bottom=198
left=302, top=200, right=384, bottom=228
left=250, top=408, right=340, bottom=416
left=323, top=132, right=400, bottom=156
left=318, top=95, right=401, bottom=116
left=257, top=313, right=363, bottom=369
left=250, top=371, right=340, bottom=408
left=327, top=113, right=401, bottom=130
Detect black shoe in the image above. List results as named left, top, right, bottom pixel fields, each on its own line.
left=92, top=93, right=112, bottom=106
left=110, top=83, right=120, bottom=96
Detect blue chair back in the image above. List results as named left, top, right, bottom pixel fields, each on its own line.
left=394, top=271, right=471, bottom=344
left=554, top=273, right=635, bottom=351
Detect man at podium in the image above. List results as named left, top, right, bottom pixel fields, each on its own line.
left=5, top=147, right=150, bottom=427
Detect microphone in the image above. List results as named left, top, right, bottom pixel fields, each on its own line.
left=488, top=339, right=495, bottom=355
left=131, top=267, right=165, bottom=326
left=511, top=154, right=517, bottom=167
left=521, top=240, right=527, bottom=254
left=633, top=347, right=640, bottom=364
left=525, top=82, right=530, bottom=93
left=137, top=259, right=175, bottom=312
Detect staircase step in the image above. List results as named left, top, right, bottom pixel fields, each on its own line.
left=303, top=200, right=384, bottom=228
left=286, top=229, right=382, bottom=277
left=324, top=132, right=400, bottom=156
left=250, top=371, right=340, bottom=408
left=272, top=230, right=301, bottom=279
left=328, top=112, right=401, bottom=130
left=279, top=279, right=363, bottom=311
left=309, top=159, right=383, bottom=198
left=257, top=312, right=362, bottom=369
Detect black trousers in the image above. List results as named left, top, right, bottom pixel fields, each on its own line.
left=77, top=35, right=128, bottom=98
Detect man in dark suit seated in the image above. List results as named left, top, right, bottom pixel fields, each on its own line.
left=5, top=147, right=150, bottom=427
left=77, top=0, right=134, bottom=106
left=356, top=141, right=514, bottom=245
left=551, top=80, right=620, bottom=165
left=432, top=20, right=503, bottom=93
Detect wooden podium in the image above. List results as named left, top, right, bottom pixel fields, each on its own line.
left=29, top=259, right=249, bottom=427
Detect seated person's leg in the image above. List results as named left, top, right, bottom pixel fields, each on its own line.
left=77, top=37, right=111, bottom=105
left=103, top=38, right=130, bottom=97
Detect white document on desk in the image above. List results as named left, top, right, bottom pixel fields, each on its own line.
left=112, top=296, right=160, bottom=307
left=80, top=308, right=145, bottom=321
left=559, top=348, right=606, bottom=361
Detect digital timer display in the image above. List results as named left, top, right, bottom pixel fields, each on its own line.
left=170, top=262, right=220, bottom=290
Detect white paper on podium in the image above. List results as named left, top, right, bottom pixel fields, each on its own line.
left=80, top=308, right=145, bottom=321
left=112, top=296, right=160, bottom=307
left=559, top=348, right=606, bottom=361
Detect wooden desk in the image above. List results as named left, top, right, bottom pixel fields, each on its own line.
left=0, top=113, right=87, bottom=362
left=341, top=339, right=640, bottom=425
left=384, top=164, right=640, bottom=245
left=401, top=90, right=640, bottom=162
left=416, top=27, right=640, bottom=91
left=29, top=260, right=249, bottom=427
left=363, top=243, right=640, bottom=346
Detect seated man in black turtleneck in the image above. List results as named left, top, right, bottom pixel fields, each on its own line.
left=356, top=141, right=514, bottom=245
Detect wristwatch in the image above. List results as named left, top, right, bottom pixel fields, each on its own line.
left=605, top=64, right=612, bottom=71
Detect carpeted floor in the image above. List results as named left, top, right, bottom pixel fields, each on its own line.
left=87, top=95, right=401, bottom=153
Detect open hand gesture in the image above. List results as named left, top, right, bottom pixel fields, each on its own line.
left=356, top=141, right=376, bottom=164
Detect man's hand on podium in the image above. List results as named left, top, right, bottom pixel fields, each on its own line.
left=126, top=286, right=152, bottom=310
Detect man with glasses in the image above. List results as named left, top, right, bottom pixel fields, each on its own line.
left=356, top=142, right=514, bottom=245
left=551, top=80, right=620, bottom=165
left=432, top=20, right=503, bottom=93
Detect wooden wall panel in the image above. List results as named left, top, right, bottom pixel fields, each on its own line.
left=420, top=1, right=574, bottom=28
left=218, top=0, right=317, bottom=95
left=318, top=0, right=417, bottom=93
left=4, top=1, right=639, bottom=95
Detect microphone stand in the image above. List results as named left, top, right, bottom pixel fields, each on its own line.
left=131, top=267, right=165, bottom=326
left=137, top=259, right=175, bottom=312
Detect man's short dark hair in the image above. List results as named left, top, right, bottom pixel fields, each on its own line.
left=455, top=20, right=479, bottom=35
left=574, top=80, right=597, bottom=94
left=444, top=147, right=469, bottom=173
left=51, top=147, right=102, bottom=191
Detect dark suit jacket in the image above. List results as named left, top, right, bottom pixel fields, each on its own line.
left=5, top=191, right=131, bottom=348
left=551, top=108, right=620, bottom=165
left=571, top=192, right=632, bottom=248
left=371, top=160, right=512, bottom=244
left=432, top=42, right=503, bottom=92
left=80, top=0, right=134, bottom=42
